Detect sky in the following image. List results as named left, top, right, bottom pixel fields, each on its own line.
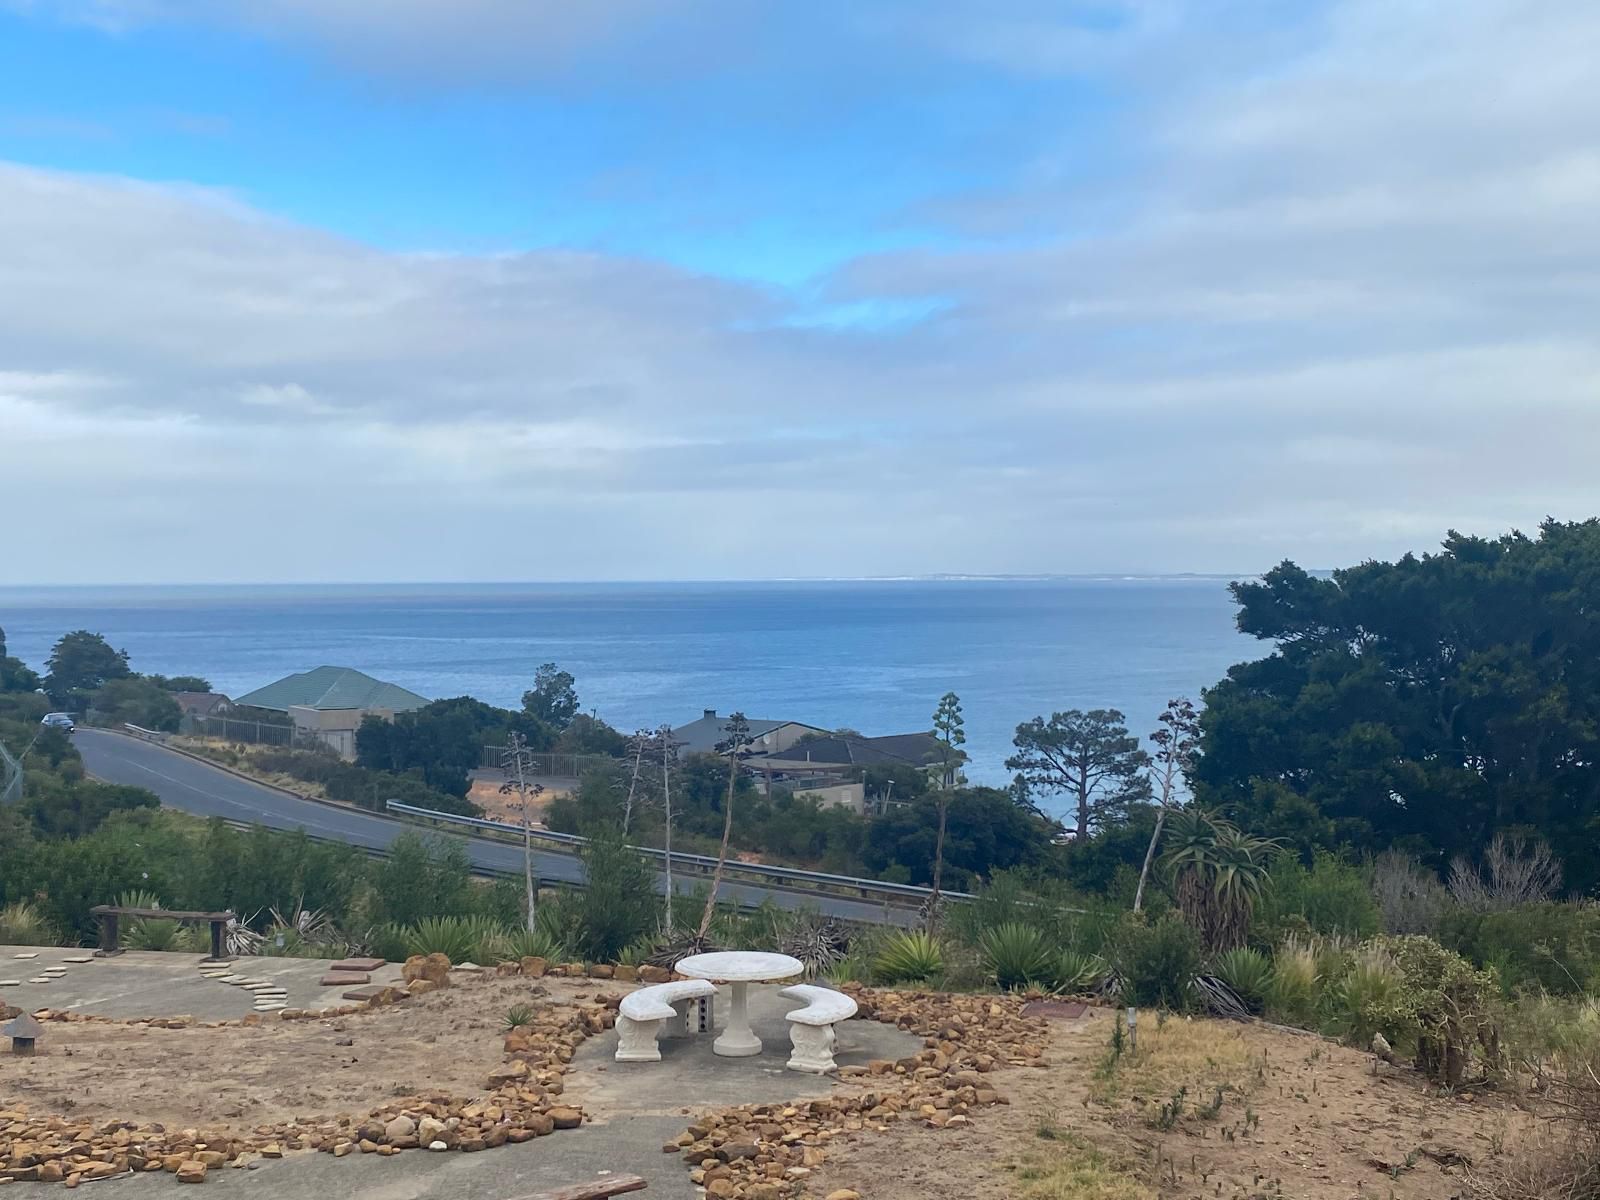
left=1, top=0, right=1597, bottom=584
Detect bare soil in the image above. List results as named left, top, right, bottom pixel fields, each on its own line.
left=810, top=1008, right=1534, bottom=1200
left=0, top=976, right=608, bottom=1132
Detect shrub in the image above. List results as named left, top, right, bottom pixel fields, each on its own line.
left=873, top=931, right=945, bottom=983
left=1371, top=851, right=1449, bottom=934
left=1440, top=902, right=1600, bottom=996
left=567, top=831, right=658, bottom=962
left=1322, top=944, right=1406, bottom=1046
left=982, top=923, right=1057, bottom=991
left=1381, top=934, right=1503, bottom=1086
left=1211, top=946, right=1272, bottom=1010
left=0, top=900, right=60, bottom=946
left=115, top=888, right=184, bottom=952
left=1265, top=937, right=1320, bottom=1026
left=1111, top=913, right=1200, bottom=1011
left=1255, top=853, right=1380, bottom=944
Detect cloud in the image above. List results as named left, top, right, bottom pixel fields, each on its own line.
left=2, top=0, right=1599, bottom=582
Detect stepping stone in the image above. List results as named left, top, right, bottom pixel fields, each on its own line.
left=27, top=977, right=49, bottom=984
left=255, top=989, right=288, bottom=997
left=63, top=955, right=93, bottom=964
left=342, top=984, right=388, bottom=1002
left=319, top=972, right=370, bottom=987
left=0, top=979, right=21, bottom=987
left=254, top=1002, right=287, bottom=1011
left=328, top=957, right=385, bottom=974
left=14, top=952, right=38, bottom=959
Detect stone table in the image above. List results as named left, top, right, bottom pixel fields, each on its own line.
left=674, top=951, right=803, bottom=1057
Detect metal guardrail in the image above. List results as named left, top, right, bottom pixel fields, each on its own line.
left=123, top=722, right=167, bottom=742
left=385, top=800, right=973, bottom=907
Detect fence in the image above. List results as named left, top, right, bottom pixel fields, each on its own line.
left=479, top=745, right=620, bottom=779
left=386, top=799, right=974, bottom=909
left=189, top=714, right=309, bottom=748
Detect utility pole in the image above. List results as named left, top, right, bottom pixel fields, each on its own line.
left=656, top=724, right=683, bottom=933
left=499, top=732, right=544, bottom=932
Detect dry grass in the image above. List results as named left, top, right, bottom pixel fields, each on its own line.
left=1090, top=1012, right=1261, bottom=1109
left=1009, top=1131, right=1154, bottom=1200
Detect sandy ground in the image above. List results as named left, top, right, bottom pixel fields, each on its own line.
left=810, top=1008, right=1533, bottom=1200
left=0, top=974, right=598, bottom=1131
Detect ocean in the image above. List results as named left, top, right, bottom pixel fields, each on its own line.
left=0, top=580, right=1257, bottom=792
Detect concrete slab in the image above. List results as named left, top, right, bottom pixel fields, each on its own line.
left=0, top=946, right=407, bottom=1020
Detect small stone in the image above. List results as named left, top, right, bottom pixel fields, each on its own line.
left=428, top=1141, right=448, bottom=1152
left=547, top=1107, right=583, bottom=1129
left=176, top=1162, right=207, bottom=1184
left=333, top=1143, right=354, bottom=1158
left=825, top=1191, right=862, bottom=1200
left=383, top=1116, right=416, bottom=1141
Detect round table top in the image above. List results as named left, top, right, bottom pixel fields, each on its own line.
left=675, top=951, right=804, bottom=983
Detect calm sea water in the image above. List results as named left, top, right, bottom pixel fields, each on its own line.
left=0, top=580, right=1255, bottom=793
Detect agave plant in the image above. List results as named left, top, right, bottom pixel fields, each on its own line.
left=0, top=900, right=60, bottom=947
left=116, top=889, right=185, bottom=952
left=1054, top=949, right=1108, bottom=993
left=479, top=925, right=567, bottom=965
left=980, top=923, right=1055, bottom=991
left=780, top=916, right=850, bottom=978
left=873, top=930, right=945, bottom=984
left=404, top=915, right=505, bottom=964
left=1209, top=946, right=1273, bottom=1011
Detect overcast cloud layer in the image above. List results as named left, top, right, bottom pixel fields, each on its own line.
left=2, top=0, right=1598, bottom=583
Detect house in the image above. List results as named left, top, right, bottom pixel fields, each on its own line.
left=747, top=731, right=954, bottom=815
left=174, top=691, right=233, bottom=720
left=670, top=709, right=827, bottom=757
left=232, top=666, right=429, bottom=760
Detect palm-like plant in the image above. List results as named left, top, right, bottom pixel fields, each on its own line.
left=1162, top=809, right=1277, bottom=952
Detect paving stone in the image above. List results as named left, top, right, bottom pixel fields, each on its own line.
left=63, top=955, right=93, bottom=964
left=342, top=984, right=388, bottom=1001
left=319, top=972, right=370, bottom=987
left=14, top=952, right=39, bottom=959
left=0, top=979, right=21, bottom=987
left=28, top=977, right=49, bottom=984
left=328, top=957, right=386, bottom=974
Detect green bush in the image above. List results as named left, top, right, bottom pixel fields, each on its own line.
left=981, top=922, right=1056, bottom=990
left=479, top=925, right=566, bottom=964
left=1322, top=944, right=1405, bottom=1046
left=1111, top=913, right=1200, bottom=1010
left=873, top=931, right=945, bottom=983
left=403, top=915, right=504, bottom=963
left=1439, top=902, right=1600, bottom=995
left=1254, top=853, right=1380, bottom=943
left=0, top=900, right=60, bottom=946
left=1210, top=946, right=1272, bottom=1010
left=1264, top=937, right=1320, bottom=1026
left=1381, top=935, right=1503, bottom=1086
left=567, top=830, right=658, bottom=962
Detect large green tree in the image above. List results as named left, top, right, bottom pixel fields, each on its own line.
left=0, top=624, right=41, bottom=693
left=45, top=630, right=131, bottom=706
left=1194, top=520, right=1600, bottom=888
left=522, top=663, right=580, bottom=731
left=1006, top=709, right=1151, bottom=838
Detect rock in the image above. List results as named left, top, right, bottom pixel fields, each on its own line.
left=486, top=1061, right=530, bottom=1087
left=401, top=954, right=451, bottom=986
left=614, top=964, right=638, bottom=982
left=383, top=1116, right=416, bottom=1141
left=428, top=1141, right=448, bottom=1152
left=408, top=979, right=442, bottom=996
left=588, top=964, right=614, bottom=979
left=547, top=1107, right=583, bottom=1129
left=637, top=965, right=672, bottom=984
left=417, top=1117, right=446, bottom=1143
left=825, top=1191, right=862, bottom=1200
left=38, top=1164, right=64, bottom=1184
left=176, top=1162, right=207, bottom=1184
left=333, top=1143, right=354, bottom=1158
left=260, top=1144, right=283, bottom=1159
left=520, top=956, right=548, bottom=978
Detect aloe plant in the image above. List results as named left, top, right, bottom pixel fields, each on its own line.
left=981, top=923, right=1056, bottom=990
left=1210, top=946, right=1273, bottom=1009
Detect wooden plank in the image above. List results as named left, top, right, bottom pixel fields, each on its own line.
left=90, top=906, right=234, bottom=920
left=515, top=1175, right=648, bottom=1200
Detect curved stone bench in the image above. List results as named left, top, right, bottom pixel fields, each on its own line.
left=779, top=984, right=858, bottom=1073
left=615, top=979, right=717, bottom=1063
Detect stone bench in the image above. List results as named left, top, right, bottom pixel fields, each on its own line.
left=779, top=984, right=858, bottom=1073
left=614, top=979, right=717, bottom=1063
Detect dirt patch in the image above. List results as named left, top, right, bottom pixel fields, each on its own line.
left=809, top=1009, right=1533, bottom=1200
left=0, top=975, right=601, bottom=1131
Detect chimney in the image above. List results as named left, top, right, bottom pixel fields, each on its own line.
left=703, top=709, right=717, bottom=720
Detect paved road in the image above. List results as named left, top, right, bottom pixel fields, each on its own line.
left=77, top=728, right=910, bottom=925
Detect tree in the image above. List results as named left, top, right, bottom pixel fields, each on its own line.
left=1161, top=808, right=1276, bottom=952
left=1134, top=697, right=1200, bottom=912
left=928, top=692, right=966, bottom=930
left=1006, top=709, right=1151, bottom=838
left=1193, top=521, right=1600, bottom=889
left=45, top=631, right=131, bottom=705
left=147, top=674, right=213, bottom=693
left=697, top=712, right=752, bottom=939
left=357, top=696, right=510, bottom=796
left=0, top=624, right=40, bottom=694
left=500, top=732, right=543, bottom=931
left=522, top=663, right=579, bottom=731
left=90, top=677, right=182, bottom=731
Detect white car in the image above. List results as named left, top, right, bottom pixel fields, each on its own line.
left=40, top=712, right=76, bottom=732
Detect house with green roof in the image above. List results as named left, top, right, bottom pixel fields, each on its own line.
left=233, top=666, right=429, bottom=760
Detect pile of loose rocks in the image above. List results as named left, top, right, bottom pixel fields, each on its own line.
left=2, top=959, right=624, bottom=1187
left=665, top=985, right=1049, bottom=1200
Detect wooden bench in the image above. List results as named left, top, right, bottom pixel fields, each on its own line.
left=615, top=979, right=717, bottom=1062
left=517, top=1174, right=646, bottom=1200
left=779, top=984, right=858, bottom=1073
left=90, top=905, right=236, bottom=963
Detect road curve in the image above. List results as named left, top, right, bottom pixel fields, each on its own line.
left=76, top=728, right=910, bottom=925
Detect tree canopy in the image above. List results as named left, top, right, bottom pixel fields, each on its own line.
left=523, top=662, right=580, bottom=731
left=45, top=630, right=131, bottom=706
left=1193, top=519, right=1600, bottom=889
left=1006, top=708, right=1150, bottom=838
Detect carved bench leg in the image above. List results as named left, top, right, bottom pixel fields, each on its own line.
left=786, top=1022, right=837, bottom=1073
left=614, top=1015, right=665, bottom=1062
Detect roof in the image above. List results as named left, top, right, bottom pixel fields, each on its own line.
left=751, top=731, right=946, bottom=770
left=175, top=692, right=231, bottom=717
left=671, top=710, right=822, bottom=755
left=233, top=667, right=429, bottom=714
